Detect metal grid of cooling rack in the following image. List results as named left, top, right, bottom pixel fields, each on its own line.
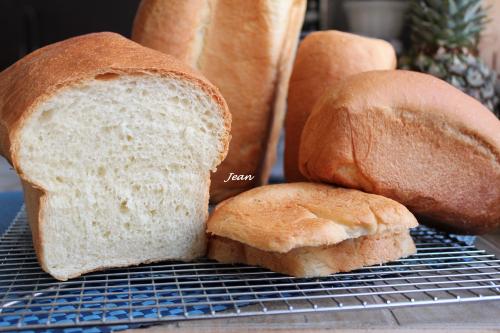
left=1, top=208, right=500, bottom=331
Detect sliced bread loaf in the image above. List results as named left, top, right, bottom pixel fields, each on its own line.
left=0, top=32, right=231, bottom=280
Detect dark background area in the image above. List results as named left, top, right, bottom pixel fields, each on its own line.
left=0, top=0, right=335, bottom=72
left=0, top=0, right=141, bottom=71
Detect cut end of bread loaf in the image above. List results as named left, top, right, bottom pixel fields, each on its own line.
left=15, top=74, right=228, bottom=280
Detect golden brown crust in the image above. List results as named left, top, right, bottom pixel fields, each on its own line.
left=132, top=0, right=208, bottom=64
left=133, top=0, right=306, bottom=203
left=258, top=0, right=308, bottom=186
left=20, top=180, right=47, bottom=273
left=206, top=182, right=418, bottom=253
left=299, top=70, right=500, bottom=234
left=208, top=231, right=416, bottom=277
left=0, top=32, right=231, bottom=171
left=0, top=32, right=232, bottom=279
left=285, top=31, right=396, bottom=182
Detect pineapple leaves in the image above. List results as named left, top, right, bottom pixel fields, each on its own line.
left=409, top=0, right=486, bottom=50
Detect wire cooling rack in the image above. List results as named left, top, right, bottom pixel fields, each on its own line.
left=1, top=208, right=500, bottom=332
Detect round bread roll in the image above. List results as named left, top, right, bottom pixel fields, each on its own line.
left=299, top=70, right=500, bottom=234
left=285, top=30, right=396, bottom=182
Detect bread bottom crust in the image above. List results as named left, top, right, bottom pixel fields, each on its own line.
left=208, top=231, right=416, bottom=277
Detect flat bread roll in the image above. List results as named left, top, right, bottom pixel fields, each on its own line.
left=207, top=183, right=417, bottom=277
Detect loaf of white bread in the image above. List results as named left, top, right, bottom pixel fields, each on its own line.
left=0, top=32, right=231, bottom=280
left=300, top=70, right=500, bottom=234
left=132, top=0, right=306, bottom=202
left=285, top=30, right=396, bottom=182
left=207, top=183, right=418, bottom=277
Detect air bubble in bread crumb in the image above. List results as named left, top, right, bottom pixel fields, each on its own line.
left=120, top=200, right=129, bottom=213
left=97, top=166, right=106, bottom=177
left=40, top=109, right=55, bottom=123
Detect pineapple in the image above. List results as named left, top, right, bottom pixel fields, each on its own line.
left=405, top=0, right=499, bottom=115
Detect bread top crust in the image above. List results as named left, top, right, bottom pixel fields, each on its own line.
left=289, top=30, right=396, bottom=86
left=132, top=0, right=208, bottom=64
left=285, top=30, right=396, bottom=182
left=302, top=70, right=500, bottom=156
left=206, top=182, right=418, bottom=253
left=0, top=32, right=231, bottom=172
left=299, top=70, right=500, bottom=233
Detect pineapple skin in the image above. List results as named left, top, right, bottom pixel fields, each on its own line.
left=413, top=47, right=498, bottom=112
left=405, top=0, right=499, bottom=116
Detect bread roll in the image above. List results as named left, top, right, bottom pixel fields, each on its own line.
left=207, top=183, right=418, bottom=277
left=132, top=0, right=306, bottom=202
left=285, top=30, right=396, bottom=182
left=0, top=32, right=231, bottom=280
left=300, top=70, right=500, bottom=234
